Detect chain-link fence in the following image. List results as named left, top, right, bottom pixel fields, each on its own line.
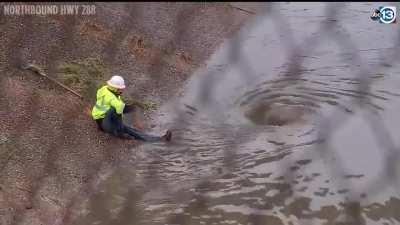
left=1, top=2, right=400, bottom=225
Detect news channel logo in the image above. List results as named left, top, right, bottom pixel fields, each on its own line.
left=371, top=6, right=396, bottom=24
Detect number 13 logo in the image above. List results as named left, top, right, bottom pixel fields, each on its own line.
left=380, top=6, right=396, bottom=24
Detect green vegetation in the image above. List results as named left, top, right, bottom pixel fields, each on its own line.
left=57, top=57, right=158, bottom=111
left=57, top=57, right=107, bottom=99
left=123, top=96, right=158, bottom=111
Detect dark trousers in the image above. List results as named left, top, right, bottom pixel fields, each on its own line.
left=96, top=107, right=162, bottom=142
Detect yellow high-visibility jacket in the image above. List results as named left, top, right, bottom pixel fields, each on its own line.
left=91, top=85, right=125, bottom=120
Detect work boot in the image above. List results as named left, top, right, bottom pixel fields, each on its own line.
left=162, top=130, right=172, bottom=142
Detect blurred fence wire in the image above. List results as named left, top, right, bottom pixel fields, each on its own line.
left=1, top=2, right=400, bottom=225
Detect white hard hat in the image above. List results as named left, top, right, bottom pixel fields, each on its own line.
left=107, top=75, right=126, bottom=89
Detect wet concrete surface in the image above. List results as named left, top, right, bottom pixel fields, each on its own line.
left=73, top=2, right=400, bottom=225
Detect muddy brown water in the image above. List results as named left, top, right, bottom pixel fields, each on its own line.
left=73, top=3, right=400, bottom=225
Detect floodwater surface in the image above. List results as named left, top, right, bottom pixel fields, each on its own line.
left=73, top=2, right=400, bottom=225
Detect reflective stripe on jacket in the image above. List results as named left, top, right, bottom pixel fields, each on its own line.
left=91, top=85, right=125, bottom=120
